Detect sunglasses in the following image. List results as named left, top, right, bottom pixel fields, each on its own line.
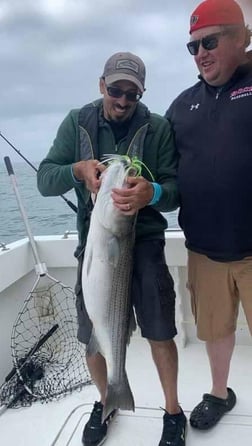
left=187, top=31, right=229, bottom=56
left=105, top=84, right=142, bottom=102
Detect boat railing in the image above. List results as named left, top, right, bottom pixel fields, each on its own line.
left=62, top=230, right=78, bottom=239
left=0, top=242, right=9, bottom=252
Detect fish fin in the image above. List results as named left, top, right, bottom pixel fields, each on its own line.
left=86, top=330, right=100, bottom=356
left=102, top=375, right=135, bottom=422
left=107, top=236, right=120, bottom=266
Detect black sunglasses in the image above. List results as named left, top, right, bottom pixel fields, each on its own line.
left=187, top=31, right=229, bottom=56
left=105, top=84, right=142, bottom=102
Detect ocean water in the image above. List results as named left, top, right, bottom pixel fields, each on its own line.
left=0, top=162, right=179, bottom=246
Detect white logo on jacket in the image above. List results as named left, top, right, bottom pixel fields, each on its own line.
left=190, top=103, right=200, bottom=111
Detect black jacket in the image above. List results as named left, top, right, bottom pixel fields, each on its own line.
left=166, top=52, right=252, bottom=261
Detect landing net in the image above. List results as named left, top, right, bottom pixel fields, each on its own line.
left=0, top=275, right=91, bottom=409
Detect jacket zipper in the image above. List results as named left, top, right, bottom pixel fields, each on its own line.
left=215, top=87, right=223, bottom=99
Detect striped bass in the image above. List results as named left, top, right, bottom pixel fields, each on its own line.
left=81, top=156, right=137, bottom=422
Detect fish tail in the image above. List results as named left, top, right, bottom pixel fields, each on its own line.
left=102, top=377, right=135, bottom=422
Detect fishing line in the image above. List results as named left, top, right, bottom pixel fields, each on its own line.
left=0, top=131, right=77, bottom=213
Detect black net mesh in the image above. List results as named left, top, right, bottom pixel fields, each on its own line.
left=0, top=274, right=91, bottom=410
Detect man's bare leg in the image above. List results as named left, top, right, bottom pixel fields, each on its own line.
left=86, top=353, right=107, bottom=404
left=206, top=332, right=235, bottom=399
left=149, top=338, right=180, bottom=414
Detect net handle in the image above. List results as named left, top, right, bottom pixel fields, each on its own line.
left=4, top=156, right=47, bottom=275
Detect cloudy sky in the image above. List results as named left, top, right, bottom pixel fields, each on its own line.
left=0, top=0, right=251, bottom=163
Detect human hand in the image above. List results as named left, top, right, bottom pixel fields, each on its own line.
left=72, top=160, right=106, bottom=194
left=111, top=176, right=154, bottom=215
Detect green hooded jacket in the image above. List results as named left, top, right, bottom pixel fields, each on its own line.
left=37, top=101, right=179, bottom=255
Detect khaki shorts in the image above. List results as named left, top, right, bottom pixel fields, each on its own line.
left=187, top=250, right=252, bottom=341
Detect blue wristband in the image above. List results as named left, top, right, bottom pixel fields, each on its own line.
left=148, top=182, right=162, bottom=205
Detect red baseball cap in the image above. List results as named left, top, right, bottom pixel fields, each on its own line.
left=190, top=0, right=245, bottom=34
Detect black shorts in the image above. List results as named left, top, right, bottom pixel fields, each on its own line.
left=75, top=239, right=177, bottom=344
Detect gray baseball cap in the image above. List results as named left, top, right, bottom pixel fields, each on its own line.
left=102, top=52, right=146, bottom=93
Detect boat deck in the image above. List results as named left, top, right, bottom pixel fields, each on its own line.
left=1, top=336, right=251, bottom=446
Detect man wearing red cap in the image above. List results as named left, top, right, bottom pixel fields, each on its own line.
left=166, top=0, right=252, bottom=432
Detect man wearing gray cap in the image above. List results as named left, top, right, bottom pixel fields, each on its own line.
left=37, top=51, right=186, bottom=446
